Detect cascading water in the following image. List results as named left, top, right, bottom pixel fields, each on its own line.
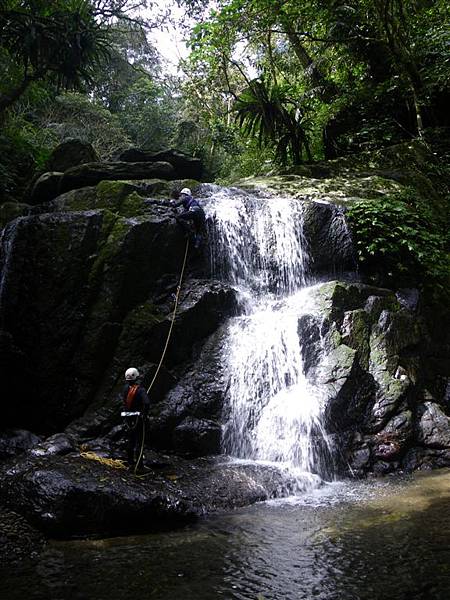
left=203, top=186, right=334, bottom=492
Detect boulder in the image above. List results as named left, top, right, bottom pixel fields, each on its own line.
left=172, top=417, right=221, bottom=456
left=0, top=429, right=41, bottom=460
left=0, top=454, right=199, bottom=537
left=417, top=402, right=450, bottom=449
left=302, top=201, right=355, bottom=273
left=45, top=139, right=98, bottom=172
left=29, top=171, right=63, bottom=204
left=59, top=161, right=175, bottom=194
left=119, top=148, right=203, bottom=180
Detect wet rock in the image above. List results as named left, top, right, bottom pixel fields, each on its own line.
left=0, top=430, right=41, bottom=460
left=149, top=325, right=230, bottom=451
left=59, top=161, right=175, bottom=194
left=302, top=201, right=355, bottom=273
left=30, top=171, right=63, bottom=204
left=30, top=433, right=75, bottom=457
left=45, top=139, right=98, bottom=173
left=417, top=402, right=450, bottom=449
left=173, top=417, right=221, bottom=456
left=297, top=314, right=322, bottom=378
left=0, top=452, right=304, bottom=538
left=0, top=454, right=199, bottom=537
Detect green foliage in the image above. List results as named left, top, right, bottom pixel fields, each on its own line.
left=0, top=0, right=111, bottom=111
left=347, top=190, right=450, bottom=295
left=41, top=92, right=130, bottom=160
left=234, top=79, right=311, bottom=165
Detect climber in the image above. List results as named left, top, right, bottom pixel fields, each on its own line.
left=120, top=367, right=150, bottom=472
left=146, top=188, right=206, bottom=249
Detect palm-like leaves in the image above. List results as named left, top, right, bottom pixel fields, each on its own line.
left=0, top=0, right=111, bottom=95
left=234, top=79, right=311, bottom=165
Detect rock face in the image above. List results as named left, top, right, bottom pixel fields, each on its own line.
left=0, top=183, right=236, bottom=433
left=299, top=280, right=450, bottom=475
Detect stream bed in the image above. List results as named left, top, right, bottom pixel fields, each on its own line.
left=2, top=468, right=450, bottom=600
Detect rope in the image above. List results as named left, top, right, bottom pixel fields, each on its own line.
left=132, top=237, right=190, bottom=475
left=80, top=451, right=127, bottom=470
left=146, top=237, right=190, bottom=395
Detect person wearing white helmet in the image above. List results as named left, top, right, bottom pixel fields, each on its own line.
left=146, top=187, right=206, bottom=249
left=121, top=367, right=151, bottom=471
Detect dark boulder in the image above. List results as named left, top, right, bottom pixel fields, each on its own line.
left=29, top=171, right=63, bottom=204
left=0, top=450, right=321, bottom=538
left=416, top=402, right=450, bottom=449
left=59, top=161, right=175, bottom=194
left=45, top=139, right=98, bottom=172
left=302, top=201, right=355, bottom=273
left=0, top=429, right=41, bottom=460
left=118, top=148, right=202, bottom=180
left=172, top=417, right=221, bottom=456
left=0, top=454, right=199, bottom=537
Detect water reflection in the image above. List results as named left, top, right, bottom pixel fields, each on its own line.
left=2, top=470, right=450, bottom=600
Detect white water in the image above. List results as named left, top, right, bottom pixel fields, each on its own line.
left=204, top=187, right=334, bottom=488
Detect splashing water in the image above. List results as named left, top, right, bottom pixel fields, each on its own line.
left=203, top=187, right=334, bottom=490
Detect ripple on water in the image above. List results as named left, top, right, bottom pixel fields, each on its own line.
left=1, top=470, right=450, bottom=600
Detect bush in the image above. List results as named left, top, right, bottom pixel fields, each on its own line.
left=347, top=189, right=450, bottom=297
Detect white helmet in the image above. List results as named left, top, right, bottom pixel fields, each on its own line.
left=125, top=367, right=139, bottom=381
left=180, top=187, right=191, bottom=196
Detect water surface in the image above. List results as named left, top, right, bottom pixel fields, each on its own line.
left=3, top=469, right=450, bottom=600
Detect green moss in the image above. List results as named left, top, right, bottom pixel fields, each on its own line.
left=96, top=181, right=139, bottom=210
left=87, top=212, right=131, bottom=287
left=119, top=191, right=146, bottom=217
left=341, top=309, right=371, bottom=370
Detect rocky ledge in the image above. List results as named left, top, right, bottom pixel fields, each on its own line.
left=0, top=449, right=297, bottom=539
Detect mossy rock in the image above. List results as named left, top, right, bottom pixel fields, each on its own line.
left=340, top=309, right=372, bottom=370
left=0, top=202, right=30, bottom=228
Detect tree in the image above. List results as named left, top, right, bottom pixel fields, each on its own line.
left=234, top=78, right=311, bottom=165
left=0, top=0, right=111, bottom=113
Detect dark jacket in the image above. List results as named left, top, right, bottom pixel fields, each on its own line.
left=175, top=195, right=202, bottom=212
left=122, top=383, right=150, bottom=414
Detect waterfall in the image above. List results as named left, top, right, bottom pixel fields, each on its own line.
left=203, top=187, right=334, bottom=490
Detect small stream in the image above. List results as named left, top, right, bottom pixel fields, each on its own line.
left=3, top=470, right=450, bottom=599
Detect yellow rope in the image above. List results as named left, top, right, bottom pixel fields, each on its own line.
left=133, top=237, right=190, bottom=475
left=146, top=237, right=190, bottom=395
left=80, top=451, right=127, bottom=470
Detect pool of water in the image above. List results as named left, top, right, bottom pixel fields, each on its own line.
left=2, top=469, right=450, bottom=600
